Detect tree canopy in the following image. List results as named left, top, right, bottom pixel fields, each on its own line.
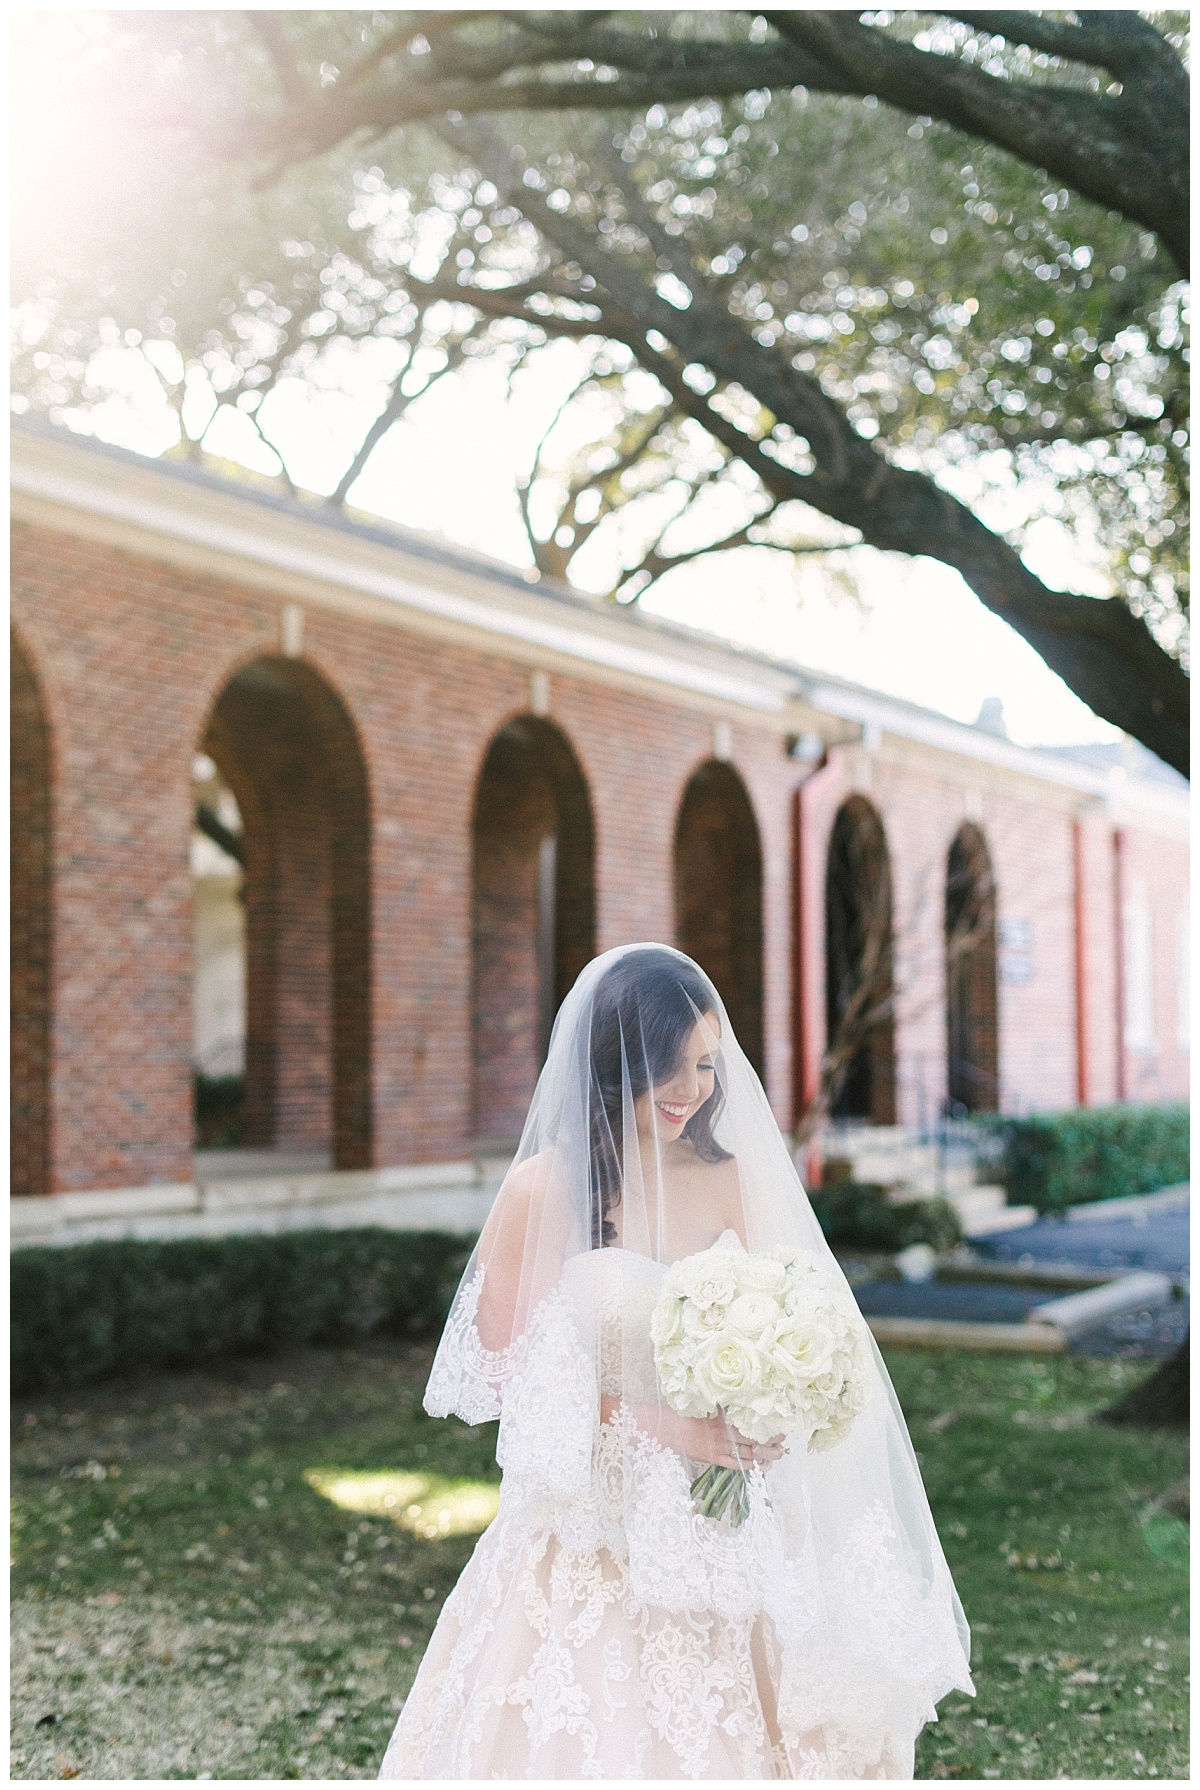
left=10, top=9, right=1189, bottom=771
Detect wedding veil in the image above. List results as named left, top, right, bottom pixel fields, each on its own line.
left=426, top=942, right=974, bottom=1772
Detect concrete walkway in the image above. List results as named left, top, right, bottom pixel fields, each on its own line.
left=971, top=1204, right=1189, bottom=1278
left=851, top=1188, right=1189, bottom=1358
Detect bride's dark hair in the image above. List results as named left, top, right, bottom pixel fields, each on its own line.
left=588, top=947, right=732, bottom=1247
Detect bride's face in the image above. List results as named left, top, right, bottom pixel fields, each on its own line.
left=634, top=1012, right=720, bottom=1147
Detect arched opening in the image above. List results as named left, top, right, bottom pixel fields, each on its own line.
left=824, top=796, right=896, bottom=1124
left=674, top=760, right=764, bottom=1075
left=196, top=656, right=372, bottom=1170
left=12, top=632, right=53, bottom=1197
left=471, top=716, right=595, bottom=1147
left=945, top=823, right=999, bottom=1113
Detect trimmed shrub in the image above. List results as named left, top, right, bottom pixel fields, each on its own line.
left=808, top=1182, right=962, bottom=1255
left=1000, top=1102, right=1190, bottom=1215
left=11, top=1228, right=474, bottom=1397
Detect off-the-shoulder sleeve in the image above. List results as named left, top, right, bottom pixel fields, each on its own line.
left=424, top=1266, right=524, bottom=1425
left=425, top=1265, right=599, bottom=1512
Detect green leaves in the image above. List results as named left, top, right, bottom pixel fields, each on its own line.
left=9, top=10, right=1189, bottom=744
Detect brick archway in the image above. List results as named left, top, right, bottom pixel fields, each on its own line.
left=945, top=822, right=999, bottom=1113
left=12, top=631, right=53, bottom=1197
left=471, top=716, right=595, bottom=1147
left=200, top=656, right=372, bottom=1168
left=674, top=760, right=764, bottom=1076
left=824, top=795, right=896, bottom=1124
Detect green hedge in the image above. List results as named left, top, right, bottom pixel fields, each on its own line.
left=808, top=1182, right=962, bottom=1255
left=1000, top=1102, right=1190, bottom=1215
left=11, top=1228, right=474, bottom=1397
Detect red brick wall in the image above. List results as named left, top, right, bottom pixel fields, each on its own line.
left=1116, top=822, right=1192, bottom=1105
left=10, top=522, right=798, bottom=1188
left=9, top=517, right=1189, bottom=1194
left=12, top=533, right=199, bottom=1191
left=1074, top=814, right=1120, bottom=1105
left=789, top=744, right=1188, bottom=1130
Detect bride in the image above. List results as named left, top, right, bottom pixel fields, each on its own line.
left=380, top=944, right=973, bottom=1779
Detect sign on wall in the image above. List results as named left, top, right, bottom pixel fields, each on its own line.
left=999, top=918, right=1034, bottom=986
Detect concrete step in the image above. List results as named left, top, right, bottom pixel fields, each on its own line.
left=866, top=1315, right=1064, bottom=1353
left=960, top=1202, right=1040, bottom=1238
left=1030, top=1271, right=1175, bottom=1335
left=948, top=1184, right=1006, bottom=1221
left=845, top=1144, right=939, bottom=1176
left=12, top=1161, right=495, bottom=1249
left=887, top=1165, right=980, bottom=1203
left=824, top=1125, right=911, bottom=1151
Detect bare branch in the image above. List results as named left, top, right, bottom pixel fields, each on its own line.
left=410, top=276, right=609, bottom=340
left=331, top=323, right=472, bottom=507
left=563, top=404, right=676, bottom=556
left=241, top=13, right=313, bottom=111
left=238, top=41, right=824, bottom=182
left=339, top=22, right=427, bottom=96
left=515, top=367, right=600, bottom=576
left=195, top=800, right=243, bottom=866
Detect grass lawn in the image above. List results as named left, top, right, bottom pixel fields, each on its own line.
left=11, top=1340, right=1188, bottom=1780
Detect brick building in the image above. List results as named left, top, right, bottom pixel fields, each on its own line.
left=10, top=420, right=1189, bottom=1223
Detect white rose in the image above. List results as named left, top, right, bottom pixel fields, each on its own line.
left=667, top=1371, right=716, bottom=1421
left=727, top=1290, right=782, bottom=1338
left=695, top=1334, right=762, bottom=1408
left=682, top=1298, right=728, bottom=1339
left=766, top=1312, right=837, bottom=1381
left=667, top=1252, right=738, bottom=1310
left=657, top=1341, right=713, bottom=1411
left=809, top=1417, right=848, bottom=1452
left=736, top=1255, right=788, bottom=1293
left=782, top=1261, right=828, bottom=1313
left=650, top=1299, right=685, bottom=1350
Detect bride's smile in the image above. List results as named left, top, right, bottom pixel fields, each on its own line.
left=635, top=1014, right=719, bottom=1144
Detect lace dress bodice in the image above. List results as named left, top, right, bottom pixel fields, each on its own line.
left=559, top=1245, right=666, bottom=1400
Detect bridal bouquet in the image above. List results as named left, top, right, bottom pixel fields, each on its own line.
left=650, top=1242, right=870, bottom=1527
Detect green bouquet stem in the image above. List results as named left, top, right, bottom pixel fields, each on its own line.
left=690, top=1463, right=751, bottom=1529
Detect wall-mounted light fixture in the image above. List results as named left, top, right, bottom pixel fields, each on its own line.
left=785, top=733, right=825, bottom=763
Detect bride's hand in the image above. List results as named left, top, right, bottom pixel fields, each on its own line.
left=599, top=1397, right=787, bottom=1470
left=664, top=1411, right=787, bottom=1472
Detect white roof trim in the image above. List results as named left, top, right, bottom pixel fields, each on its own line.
left=803, top=678, right=1187, bottom=824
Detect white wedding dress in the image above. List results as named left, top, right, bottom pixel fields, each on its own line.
left=379, top=1237, right=971, bottom=1780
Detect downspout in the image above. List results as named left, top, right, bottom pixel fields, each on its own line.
left=1113, top=827, right=1127, bottom=1101
left=792, top=748, right=836, bottom=1182
left=1072, top=818, right=1089, bottom=1107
